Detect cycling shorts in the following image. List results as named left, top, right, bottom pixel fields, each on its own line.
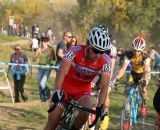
left=59, top=85, right=91, bottom=108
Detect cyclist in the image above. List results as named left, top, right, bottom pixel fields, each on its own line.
left=111, top=36, right=151, bottom=119
left=44, top=26, right=111, bottom=130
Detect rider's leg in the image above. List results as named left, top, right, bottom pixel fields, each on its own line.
left=104, top=86, right=111, bottom=114
left=72, top=95, right=92, bottom=129
left=44, top=105, right=64, bottom=130
left=142, top=87, right=147, bottom=104
left=99, top=86, right=111, bottom=130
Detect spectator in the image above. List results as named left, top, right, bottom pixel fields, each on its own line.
left=148, top=46, right=160, bottom=71
left=1, top=26, right=7, bottom=35
left=67, top=35, right=78, bottom=49
left=33, top=37, right=56, bottom=102
left=31, top=24, right=36, bottom=38
left=55, top=31, right=72, bottom=69
left=31, top=35, right=39, bottom=52
left=46, top=27, right=55, bottom=45
left=8, top=44, right=31, bottom=103
left=8, top=16, right=14, bottom=36
left=35, top=25, right=40, bottom=36
left=18, top=19, right=24, bottom=37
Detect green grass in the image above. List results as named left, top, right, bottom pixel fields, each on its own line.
left=0, top=34, right=23, bottom=42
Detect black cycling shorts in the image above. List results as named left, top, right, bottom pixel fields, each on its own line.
left=131, top=71, right=143, bottom=84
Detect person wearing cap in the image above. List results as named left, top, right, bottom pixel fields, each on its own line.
left=8, top=44, right=31, bottom=103
left=44, top=26, right=111, bottom=130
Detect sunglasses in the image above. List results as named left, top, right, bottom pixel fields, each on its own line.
left=133, top=50, right=141, bottom=52
left=15, top=48, right=20, bottom=51
left=66, top=35, right=72, bottom=38
left=90, top=47, right=104, bottom=55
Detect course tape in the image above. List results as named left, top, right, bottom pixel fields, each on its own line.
left=0, top=61, right=59, bottom=69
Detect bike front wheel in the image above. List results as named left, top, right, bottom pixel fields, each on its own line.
left=120, top=98, right=133, bottom=130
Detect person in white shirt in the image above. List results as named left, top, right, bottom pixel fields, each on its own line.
left=31, top=35, right=39, bottom=52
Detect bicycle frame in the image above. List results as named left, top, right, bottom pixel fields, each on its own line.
left=128, top=84, right=142, bottom=125
left=54, top=99, right=96, bottom=130
left=56, top=101, right=75, bottom=129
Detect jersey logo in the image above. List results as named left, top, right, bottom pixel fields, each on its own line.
left=70, top=46, right=81, bottom=52
left=74, top=64, right=96, bottom=76
left=65, top=51, right=75, bottom=61
left=103, top=63, right=111, bottom=73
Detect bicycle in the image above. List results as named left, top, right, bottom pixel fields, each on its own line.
left=120, top=81, right=146, bottom=130
left=48, top=96, right=98, bottom=130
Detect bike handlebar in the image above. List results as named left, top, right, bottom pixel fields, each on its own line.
left=47, top=99, right=99, bottom=128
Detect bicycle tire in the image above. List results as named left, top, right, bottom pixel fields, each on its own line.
left=137, top=115, right=145, bottom=130
left=56, top=109, right=75, bottom=130
left=120, top=98, right=132, bottom=130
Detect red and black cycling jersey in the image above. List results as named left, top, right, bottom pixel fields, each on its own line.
left=61, top=45, right=111, bottom=95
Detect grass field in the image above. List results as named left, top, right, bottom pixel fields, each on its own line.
left=0, top=36, right=159, bottom=130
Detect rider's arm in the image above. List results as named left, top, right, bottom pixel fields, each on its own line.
left=54, top=59, right=71, bottom=90
left=143, top=57, right=151, bottom=82
left=57, top=48, right=64, bottom=59
left=98, top=72, right=110, bottom=106
left=110, top=58, right=116, bottom=79
left=116, top=57, right=130, bottom=80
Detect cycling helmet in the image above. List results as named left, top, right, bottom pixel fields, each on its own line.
left=132, top=37, right=145, bottom=51
left=88, top=27, right=110, bottom=52
left=97, top=24, right=109, bottom=34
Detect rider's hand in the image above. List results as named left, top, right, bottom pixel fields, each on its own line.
left=109, top=78, right=119, bottom=89
left=96, top=104, right=104, bottom=119
left=51, top=89, right=64, bottom=103
left=141, top=80, right=147, bottom=88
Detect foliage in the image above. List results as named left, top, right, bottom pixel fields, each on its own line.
left=0, top=0, right=159, bottom=48
left=0, top=0, right=77, bottom=42
left=72, top=0, right=160, bottom=48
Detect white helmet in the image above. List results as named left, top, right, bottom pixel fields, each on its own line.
left=97, top=24, right=109, bottom=34
left=132, top=36, right=145, bottom=51
left=88, top=27, right=110, bottom=51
